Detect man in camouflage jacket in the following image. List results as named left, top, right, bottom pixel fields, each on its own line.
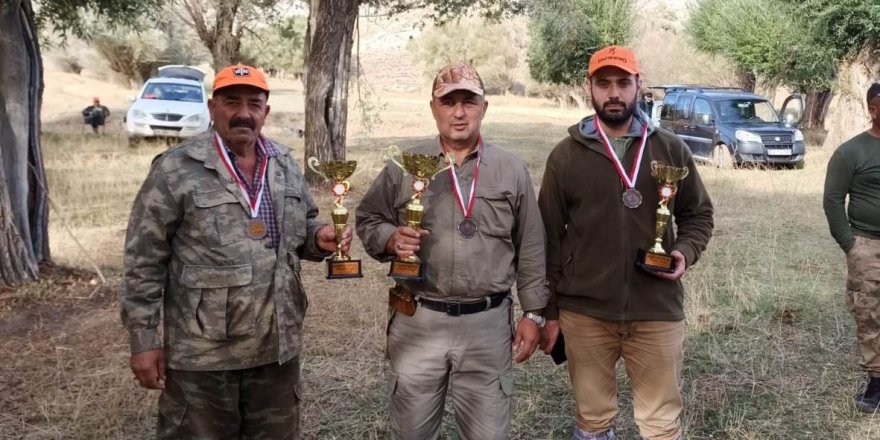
left=119, top=64, right=349, bottom=439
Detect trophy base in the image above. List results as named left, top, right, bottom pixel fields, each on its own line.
left=635, top=249, right=675, bottom=274
left=326, top=259, right=363, bottom=279
left=388, top=259, right=424, bottom=281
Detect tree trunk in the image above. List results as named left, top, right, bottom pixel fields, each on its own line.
left=179, top=0, right=243, bottom=72
left=736, top=68, right=757, bottom=92
left=210, top=0, right=242, bottom=71
left=802, top=89, right=833, bottom=130
left=303, top=0, right=359, bottom=185
left=0, top=0, right=49, bottom=286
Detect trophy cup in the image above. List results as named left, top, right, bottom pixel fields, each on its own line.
left=385, top=145, right=454, bottom=281
left=635, top=161, right=690, bottom=273
left=307, top=157, right=363, bottom=279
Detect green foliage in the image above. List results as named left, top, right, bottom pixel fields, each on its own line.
left=688, top=0, right=876, bottom=92
left=34, top=0, right=162, bottom=39
left=241, top=16, right=306, bottom=74
left=378, top=0, right=526, bottom=24
left=407, top=18, right=526, bottom=93
left=781, top=0, right=880, bottom=60
left=526, top=0, right=634, bottom=86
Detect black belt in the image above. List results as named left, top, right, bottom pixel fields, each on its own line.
left=418, top=291, right=509, bottom=316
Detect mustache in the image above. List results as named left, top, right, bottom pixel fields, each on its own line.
left=229, top=118, right=256, bottom=129
left=604, top=99, right=625, bottom=109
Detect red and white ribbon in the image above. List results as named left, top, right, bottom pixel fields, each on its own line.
left=213, top=133, right=269, bottom=218
left=594, top=119, right=648, bottom=189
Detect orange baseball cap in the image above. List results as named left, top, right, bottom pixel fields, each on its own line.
left=588, top=45, right=640, bottom=77
left=213, top=64, right=269, bottom=94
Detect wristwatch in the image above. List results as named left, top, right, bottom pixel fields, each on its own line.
left=524, top=311, right=546, bottom=328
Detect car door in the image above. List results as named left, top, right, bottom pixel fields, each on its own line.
left=659, top=92, right=679, bottom=132
left=688, top=98, right=715, bottom=158
left=674, top=94, right=697, bottom=155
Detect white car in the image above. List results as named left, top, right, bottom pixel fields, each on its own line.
left=125, top=65, right=211, bottom=146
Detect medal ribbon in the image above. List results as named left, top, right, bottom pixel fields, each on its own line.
left=442, top=136, right=482, bottom=221
left=214, top=132, right=270, bottom=218
left=594, top=119, right=649, bottom=189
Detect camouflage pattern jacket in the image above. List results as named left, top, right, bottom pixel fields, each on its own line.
left=120, top=133, right=329, bottom=371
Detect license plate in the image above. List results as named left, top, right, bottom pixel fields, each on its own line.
left=767, top=148, right=792, bottom=156
left=153, top=129, right=179, bottom=137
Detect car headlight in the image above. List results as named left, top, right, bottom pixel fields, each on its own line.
left=182, top=114, right=202, bottom=123
left=735, top=130, right=762, bottom=143
left=793, top=129, right=804, bottom=142
left=130, top=109, right=148, bottom=120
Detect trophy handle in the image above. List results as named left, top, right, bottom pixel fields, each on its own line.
left=385, top=145, right=407, bottom=174
left=307, top=157, right=326, bottom=180
left=430, top=153, right=455, bottom=179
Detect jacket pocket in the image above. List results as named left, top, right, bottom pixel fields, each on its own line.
left=282, top=251, right=309, bottom=328
left=192, top=189, right=246, bottom=246
left=181, top=264, right=253, bottom=341
left=283, top=186, right=308, bottom=252
left=475, top=186, right=515, bottom=239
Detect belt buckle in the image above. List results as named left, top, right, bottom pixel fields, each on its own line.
left=446, top=302, right=462, bottom=316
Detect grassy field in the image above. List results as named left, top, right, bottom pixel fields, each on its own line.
left=2, top=76, right=880, bottom=439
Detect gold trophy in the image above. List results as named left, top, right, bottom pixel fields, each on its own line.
left=386, top=145, right=454, bottom=281
left=307, top=157, right=363, bottom=279
left=636, top=161, right=690, bottom=273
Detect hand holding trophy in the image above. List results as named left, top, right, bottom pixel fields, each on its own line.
left=307, top=157, right=363, bottom=279
left=636, top=161, right=689, bottom=273
left=385, top=145, right=454, bottom=281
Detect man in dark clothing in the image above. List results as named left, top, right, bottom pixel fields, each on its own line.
left=637, top=92, right=654, bottom=118
left=823, top=82, right=880, bottom=413
left=82, top=97, right=110, bottom=135
left=537, top=45, right=714, bottom=440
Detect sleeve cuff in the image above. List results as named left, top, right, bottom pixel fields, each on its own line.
left=129, top=328, right=162, bottom=354
left=373, top=223, right=399, bottom=262
left=672, top=243, right=697, bottom=268
left=306, top=227, right=334, bottom=260
left=517, top=287, right=549, bottom=314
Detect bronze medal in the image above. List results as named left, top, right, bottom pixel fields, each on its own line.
left=622, top=188, right=642, bottom=209
left=458, top=217, right=478, bottom=238
left=246, top=218, right=268, bottom=240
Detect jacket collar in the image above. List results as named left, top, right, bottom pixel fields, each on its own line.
left=578, top=108, right=656, bottom=141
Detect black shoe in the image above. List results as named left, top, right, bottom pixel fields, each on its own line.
left=854, top=377, right=880, bottom=413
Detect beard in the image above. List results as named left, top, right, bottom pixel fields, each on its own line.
left=592, top=97, right=637, bottom=128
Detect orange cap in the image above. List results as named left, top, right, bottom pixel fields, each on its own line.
left=213, top=64, right=269, bottom=94
left=588, top=45, right=639, bottom=77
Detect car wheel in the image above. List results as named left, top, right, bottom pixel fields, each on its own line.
left=713, top=144, right=736, bottom=169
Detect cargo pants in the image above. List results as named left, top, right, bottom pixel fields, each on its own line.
left=846, top=235, right=880, bottom=377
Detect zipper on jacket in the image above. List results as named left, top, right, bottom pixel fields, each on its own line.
left=619, top=178, right=631, bottom=322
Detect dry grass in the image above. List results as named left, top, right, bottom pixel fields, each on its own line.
left=5, top=49, right=880, bottom=438
left=7, top=97, right=879, bottom=440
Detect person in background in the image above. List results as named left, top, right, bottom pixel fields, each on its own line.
left=82, top=97, right=110, bottom=135
left=823, top=81, right=880, bottom=413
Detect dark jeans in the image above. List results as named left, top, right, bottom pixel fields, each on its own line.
left=157, top=358, right=301, bottom=440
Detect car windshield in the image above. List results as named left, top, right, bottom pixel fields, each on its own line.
left=717, top=99, right=779, bottom=123
left=140, top=83, right=204, bottom=103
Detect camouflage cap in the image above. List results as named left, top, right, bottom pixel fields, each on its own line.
left=432, top=64, right=484, bottom=98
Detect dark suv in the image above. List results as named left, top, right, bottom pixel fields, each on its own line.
left=655, top=85, right=805, bottom=168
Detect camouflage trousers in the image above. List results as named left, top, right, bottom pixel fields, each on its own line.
left=157, top=358, right=301, bottom=439
left=846, top=236, right=880, bottom=378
